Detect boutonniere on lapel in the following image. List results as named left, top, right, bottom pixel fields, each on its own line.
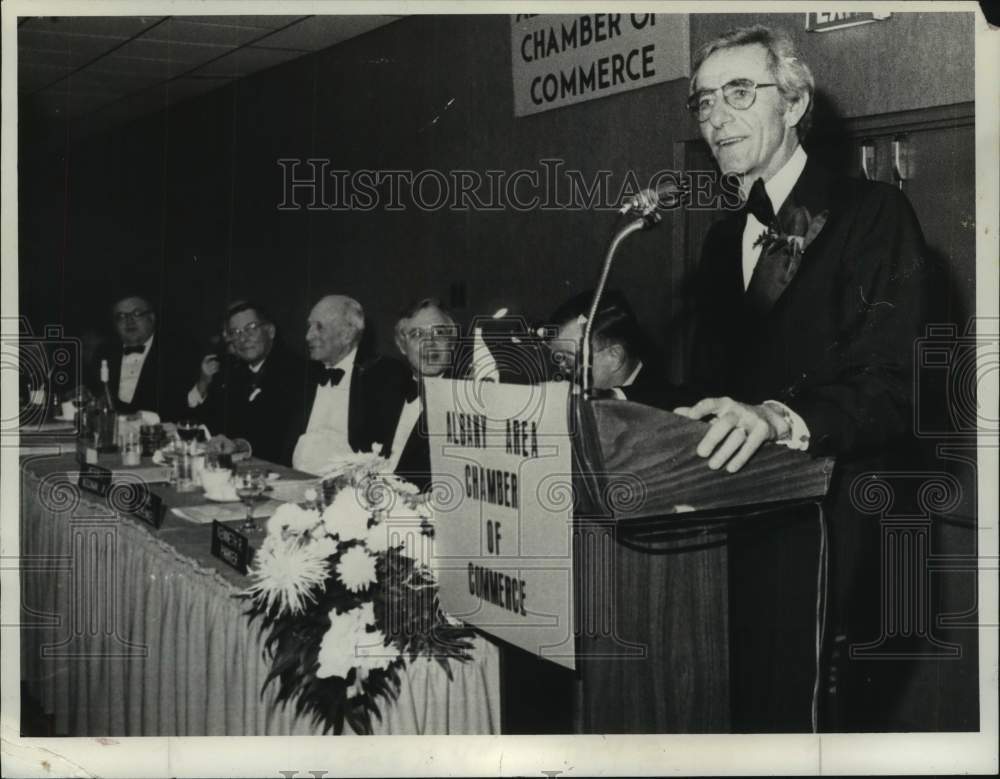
left=753, top=205, right=829, bottom=268
left=747, top=204, right=829, bottom=313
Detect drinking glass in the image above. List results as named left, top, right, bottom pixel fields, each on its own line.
left=140, top=424, right=164, bottom=457
left=236, top=467, right=267, bottom=535
left=176, top=419, right=202, bottom=444
left=230, top=438, right=252, bottom=463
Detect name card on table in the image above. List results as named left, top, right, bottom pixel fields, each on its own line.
left=130, top=489, right=166, bottom=530
left=77, top=462, right=111, bottom=497
left=211, top=520, right=253, bottom=575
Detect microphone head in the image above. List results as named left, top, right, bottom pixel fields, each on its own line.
left=619, top=178, right=688, bottom=215
left=652, top=179, right=686, bottom=207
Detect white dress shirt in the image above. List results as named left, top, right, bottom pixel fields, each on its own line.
left=118, top=334, right=155, bottom=405
left=741, top=144, right=808, bottom=289
left=739, top=144, right=811, bottom=451
left=292, top=348, right=357, bottom=474
left=611, top=360, right=644, bottom=400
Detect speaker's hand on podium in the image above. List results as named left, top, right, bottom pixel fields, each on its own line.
left=673, top=397, right=790, bottom=473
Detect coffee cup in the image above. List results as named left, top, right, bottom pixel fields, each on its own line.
left=201, top=467, right=237, bottom=501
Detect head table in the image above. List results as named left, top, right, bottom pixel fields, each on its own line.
left=18, top=449, right=500, bottom=736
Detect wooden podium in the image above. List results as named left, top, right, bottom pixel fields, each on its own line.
left=569, top=398, right=834, bottom=733
left=422, top=377, right=834, bottom=734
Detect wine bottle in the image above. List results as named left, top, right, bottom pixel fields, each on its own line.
left=95, top=359, right=118, bottom=453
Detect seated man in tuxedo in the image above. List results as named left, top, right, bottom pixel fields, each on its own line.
left=547, top=289, right=666, bottom=406
left=384, top=298, right=458, bottom=490
left=91, top=291, right=196, bottom=420
left=671, top=25, right=931, bottom=730
left=290, top=294, right=407, bottom=475
left=187, top=300, right=306, bottom=465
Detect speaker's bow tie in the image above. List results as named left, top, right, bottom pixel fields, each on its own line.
left=744, top=177, right=776, bottom=226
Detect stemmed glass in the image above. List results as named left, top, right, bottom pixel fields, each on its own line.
left=176, top=419, right=202, bottom=446
left=236, top=467, right=267, bottom=535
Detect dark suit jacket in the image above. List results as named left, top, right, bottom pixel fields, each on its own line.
left=680, top=158, right=928, bottom=456
left=391, top=410, right=431, bottom=491
left=91, top=333, right=198, bottom=421
left=383, top=364, right=484, bottom=492
left=286, top=351, right=411, bottom=460
left=681, top=157, right=930, bottom=729
left=388, top=372, right=452, bottom=492
left=615, top=359, right=672, bottom=409
left=197, top=344, right=307, bottom=465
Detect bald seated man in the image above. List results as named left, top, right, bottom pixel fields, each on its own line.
left=289, top=294, right=409, bottom=475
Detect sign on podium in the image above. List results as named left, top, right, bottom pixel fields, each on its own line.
left=424, top=377, right=576, bottom=669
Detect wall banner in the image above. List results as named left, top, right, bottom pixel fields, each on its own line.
left=511, top=13, right=690, bottom=117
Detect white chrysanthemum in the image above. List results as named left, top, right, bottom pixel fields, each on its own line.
left=322, top=488, right=371, bottom=541
left=315, top=608, right=362, bottom=680
left=413, top=498, right=434, bottom=520
left=384, top=499, right=420, bottom=522
left=379, top=473, right=420, bottom=495
left=364, top=522, right=390, bottom=553
left=267, top=503, right=321, bottom=537
left=353, top=601, right=376, bottom=628
left=244, top=536, right=331, bottom=615
left=310, top=536, right=339, bottom=559
left=315, top=605, right=398, bottom=682
left=354, top=628, right=395, bottom=674
left=318, top=448, right=389, bottom=485
left=304, top=487, right=318, bottom=503
left=378, top=498, right=426, bottom=551
left=336, top=545, right=378, bottom=592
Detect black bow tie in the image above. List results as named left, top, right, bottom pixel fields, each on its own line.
left=744, top=177, right=776, bottom=227
left=122, top=344, right=146, bottom=356
left=318, top=366, right=345, bottom=387
left=404, top=376, right=420, bottom=403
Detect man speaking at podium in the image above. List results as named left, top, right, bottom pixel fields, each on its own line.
left=675, top=25, right=928, bottom=730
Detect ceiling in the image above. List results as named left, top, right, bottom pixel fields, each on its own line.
left=18, top=14, right=401, bottom=135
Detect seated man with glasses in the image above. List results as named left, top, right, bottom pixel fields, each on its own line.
left=669, top=25, right=931, bottom=731
left=546, top=288, right=666, bottom=406
left=91, top=290, right=198, bottom=420
left=384, top=298, right=460, bottom=489
left=187, top=300, right=307, bottom=465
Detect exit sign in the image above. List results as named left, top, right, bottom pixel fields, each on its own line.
left=806, top=12, right=891, bottom=32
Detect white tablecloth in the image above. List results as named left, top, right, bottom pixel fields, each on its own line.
left=19, top=455, right=500, bottom=735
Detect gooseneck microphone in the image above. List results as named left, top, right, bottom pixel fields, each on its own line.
left=617, top=179, right=687, bottom=216
left=581, top=179, right=686, bottom=399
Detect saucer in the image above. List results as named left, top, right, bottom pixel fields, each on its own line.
left=205, top=490, right=269, bottom=503
left=204, top=494, right=240, bottom=503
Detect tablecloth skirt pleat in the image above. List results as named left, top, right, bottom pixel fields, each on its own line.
left=20, top=464, right=500, bottom=736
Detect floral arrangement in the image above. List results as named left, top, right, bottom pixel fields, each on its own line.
left=744, top=204, right=830, bottom=313
left=753, top=205, right=830, bottom=280
left=240, top=451, right=474, bottom=734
